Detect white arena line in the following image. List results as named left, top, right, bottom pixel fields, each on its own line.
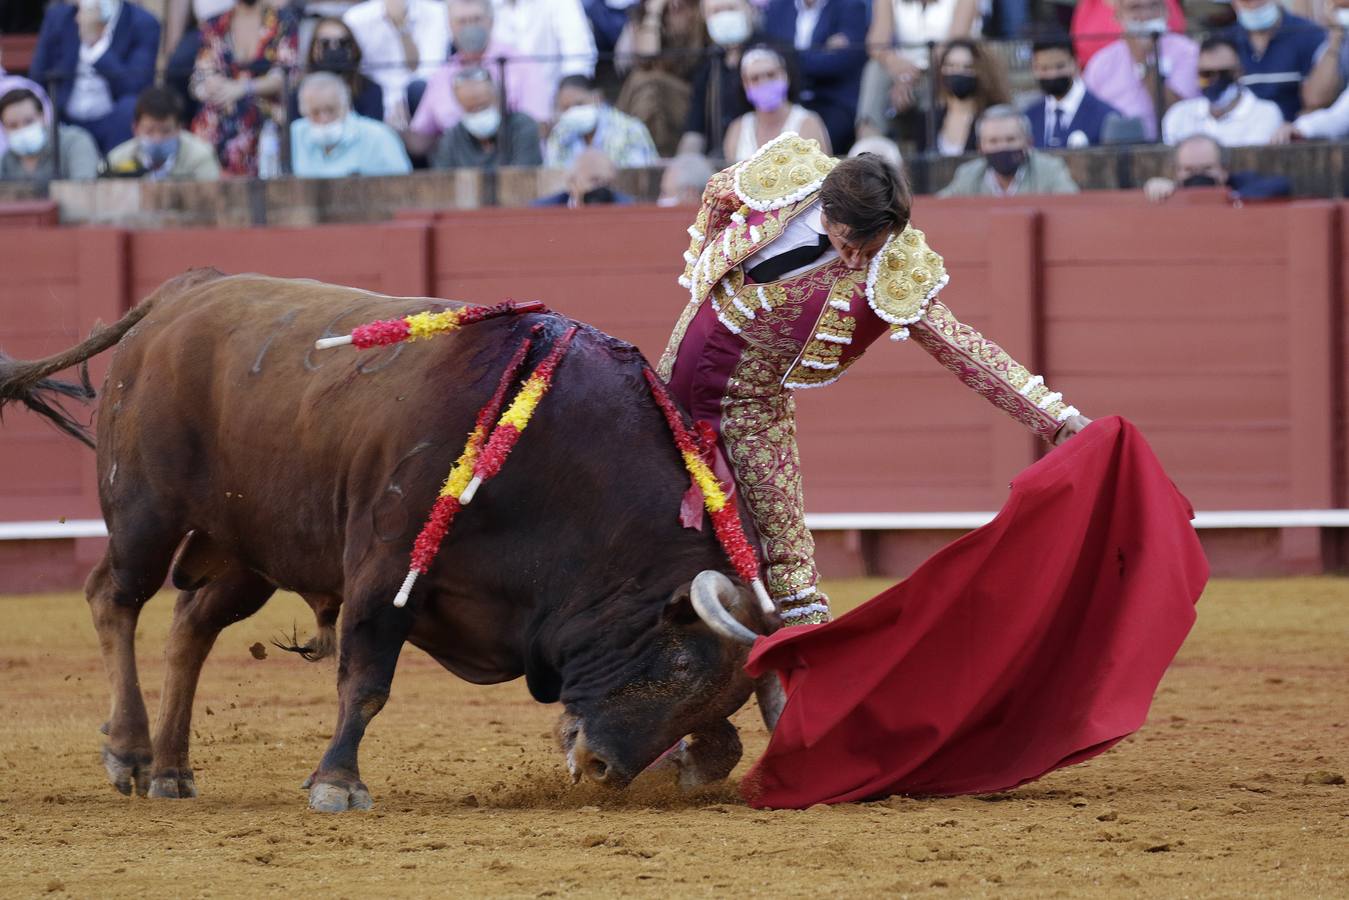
left=3, top=511, right=1349, bottom=542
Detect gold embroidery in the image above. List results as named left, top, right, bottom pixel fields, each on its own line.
left=734, top=134, right=837, bottom=211
left=867, top=225, right=949, bottom=336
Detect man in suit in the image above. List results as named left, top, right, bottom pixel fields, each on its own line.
left=29, top=0, right=161, bottom=155
left=759, top=0, right=868, bottom=153
left=939, top=104, right=1080, bottom=197
left=1024, top=35, right=1121, bottom=148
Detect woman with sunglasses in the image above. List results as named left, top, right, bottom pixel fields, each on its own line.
left=288, top=17, right=384, bottom=125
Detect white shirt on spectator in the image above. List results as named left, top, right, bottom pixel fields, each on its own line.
left=1293, top=84, right=1349, bottom=139
left=743, top=201, right=840, bottom=281
left=343, top=0, right=449, bottom=121
left=67, top=1, right=120, bottom=122
left=491, top=0, right=597, bottom=84
left=1161, top=88, right=1284, bottom=147
left=795, top=0, right=824, bottom=50
left=1041, top=78, right=1085, bottom=146
left=891, top=0, right=982, bottom=70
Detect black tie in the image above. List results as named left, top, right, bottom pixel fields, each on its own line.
left=745, top=233, right=832, bottom=283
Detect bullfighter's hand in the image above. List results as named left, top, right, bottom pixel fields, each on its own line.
left=1053, top=414, right=1092, bottom=446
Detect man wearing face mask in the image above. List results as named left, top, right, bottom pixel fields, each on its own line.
left=545, top=75, right=658, bottom=168
left=28, top=0, right=161, bottom=155
left=663, top=134, right=1090, bottom=623
left=1223, top=0, right=1330, bottom=123
left=291, top=72, right=412, bottom=178
left=1144, top=133, right=1290, bottom=202
left=0, top=87, right=99, bottom=183
left=104, top=85, right=220, bottom=180
left=677, top=0, right=763, bottom=156
left=1081, top=0, right=1198, bottom=141
left=431, top=67, right=542, bottom=168
left=533, top=146, right=635, bottom=206
left=1024, top=35, right=1121, bottom=149
left=939, top=105, right=1079, bottom=197
left=1161, top=37, right=1283, bottom=147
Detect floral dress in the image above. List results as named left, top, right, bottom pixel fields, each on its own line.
left=190, top=5, right=299, bottom=177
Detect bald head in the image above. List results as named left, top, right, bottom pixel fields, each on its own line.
left=568, top=148, right=617, bottom=197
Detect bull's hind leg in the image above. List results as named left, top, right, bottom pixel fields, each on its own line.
left=148, top=568, right=275, bottom=799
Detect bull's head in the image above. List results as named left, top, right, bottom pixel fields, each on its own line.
left=554, top=570, right=774, bottom=788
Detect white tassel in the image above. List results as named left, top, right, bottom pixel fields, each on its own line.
left=315, top=335, right=353, bottom=350
left=392, top=568, right=418, bottom=607
left=459, top=475, right=483, bottom=504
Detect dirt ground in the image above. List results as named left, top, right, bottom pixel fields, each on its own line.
left=0, top=578, right=1345, bottom=899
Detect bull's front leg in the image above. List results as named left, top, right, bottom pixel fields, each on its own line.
left=307, top=593, right=411, bottom=813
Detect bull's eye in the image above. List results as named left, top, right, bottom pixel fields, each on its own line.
left=671, top=651, right=694, bottom=676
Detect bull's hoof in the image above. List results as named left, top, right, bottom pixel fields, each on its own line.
left=147, top=770, right=198, bottom=799
left=308, top=780, right=373, bottom=813
left=101, top=745, right=151, bottom=797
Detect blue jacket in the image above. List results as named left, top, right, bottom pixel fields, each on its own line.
left=1024, top=87, right=1121, bottom=148
left=759, top=0, right=868, bottom=119
left=30, top=1, right=160, bottom=117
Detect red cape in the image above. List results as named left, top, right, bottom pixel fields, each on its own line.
left=741, top=417, right=1208, bottom=808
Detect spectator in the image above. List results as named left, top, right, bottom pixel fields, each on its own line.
left=920, top=39, right=1010, bottom=157
left=724, top=46, right=831, bottom=162
left=847, top=133, right=903, bottom=170
left=857, top=0, right=982, bottom=135
left=286, top=17, right=384, bottom=126
left=1024, top=35, right=1121, bottom=148
left=1081, top=0, right=1198, bottom=141
left=163, top=0, right=236, bottom=122
left=408, top=0, right=551, bottom=157
left=104, top=84, right=220, bottom=179
left=1274, top=70, right=1349, bottom=141
left=190, top=0, right=298, bottom=177
left=1225, top=0, right=1329, bottom=122
left=491, top=0, right=598, bottom=102
left=938, top=104, right=1079, bottom=197
left=1162, top=37, right=1284, bottom=146
left=431, top=67, right=541, bottom=168
left=0, top=87, right=99, bottom=182
left=656, top=151, right=714, bottom=205
left=1302, top=0, right=1349, bottom=110
left=759, top=0, right=868, bottom=152
left=343, top=0, right=449, bottom=127
left=1144, top=132, right=1291, bottom=201
left=290, top=71, right=413, bottom=177
left=534, top=146, right=635, bottom=206
left=678, top=0, right=764, bottom=156
left=546, top=74, right=658, bottom=167
left=29, top=0, right=162, bottom=155
left=0, top=56, right=54, bottom=159
left=613, top=0, right=706, bottom=157
left=583, top=0, right=634, bottom=57
left=1069, top=0, right=1186, bottom=68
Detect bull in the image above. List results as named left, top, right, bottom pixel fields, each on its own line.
left=0, top=271, right=783, bottom=811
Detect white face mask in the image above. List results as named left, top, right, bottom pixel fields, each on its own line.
left=1338, top=8, right=1349, bottom=27
left=558, top=103, right=598, bottom=134
left=1235, top=0, right=1280, bottom=31
left=6, top=121, right=47, bottom=156
left=462, top=105, right=501, bottom=139
left=656, top=195, right=680, bottom=206
left=706, top=9, right=752, bottom=48
left=1124, top=15, right=1169, bottom=35
left=308, top=117, right=347, bottom=148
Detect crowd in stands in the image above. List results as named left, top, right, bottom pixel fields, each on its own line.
left=2, top=0, right=1347, bottom=204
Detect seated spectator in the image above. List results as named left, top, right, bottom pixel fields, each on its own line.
left=1024, top=35, right=1121, bottom=148
left=1069, top=0, right=1186, bottom=68
left=938, top=104, right=1079, bottom=197
left=492, top=0, right=598, bottom=102
left=189, top=0, right=298, bottom=177
left=724, top=46, right=831, bottom=162
left=1162, top=37, right=1284, bottom=146
left=343, top=0, right=449, bottom=127
left=29, top=0, right=162, bottom=155
left=1273, top=73, right=1349, bottom=141
left=847, top=133, right=903, bottom=169
left=583, top=0, right=632, bottom=57
left=1082, top=0, right=1198, bottom=141
left=0, top=87, right=99, bottom=182
left=857, top=0, right=982, bottom=135
left=0, top=61, right=54, bottom=159
left=431, top=67, right=541, bottom=168
left=1225, top=0, right=1329, bottom=122
left=286, top=17, right=384, bottom=125
left=1301, top=0, right=1349, bottom=111
left=918, top=38, right=1009, bottom=157
left=534, top=146, right=635, bottom=206
left=546, top=74, right=658, bottom=167
left=290, top=71, right=412, bottom=177
left=678, top=0, right=764, bottom=156
left=104, top=84, right=220, bottom=179
left=613, top=0, right=706, bottom=157
left=656, top=151, right=714, bottom=205
left=759, top=0, right=868, bottom=152
left=1144, top=133, right=1291, bottom=201
left=409, top=0, right=552, bottom=157
left=163, top=0, right=236, bottom=123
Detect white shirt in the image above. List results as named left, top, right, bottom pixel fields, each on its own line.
left=891, top=0, right=982, bottom=70
left=1160, top=88, right=1284, bottom=147
left=1294, top=83, right=1349, bottom=140
left=492, top=0, right=597, bottom=82
left=795, top=0, right=825, bottom=50
left=1042, top=78, right=1085, bottom=146
left=743, top=201, right=840, bottom=281
left=67, top=1, right=119, bottom=122
left=343, top=0, right=450, bottom=121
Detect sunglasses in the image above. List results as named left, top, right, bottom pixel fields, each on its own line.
left=1197, top=69, right=1236, bottom=81
left=315, top=37, right=353, bottom=51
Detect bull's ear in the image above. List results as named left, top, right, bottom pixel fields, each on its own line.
left=525, top=643, right=562, bottom=704
left=664, top=587, right=699, bottom=626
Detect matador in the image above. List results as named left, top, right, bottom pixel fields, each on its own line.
left=659, top=133, right=1090, bottom=625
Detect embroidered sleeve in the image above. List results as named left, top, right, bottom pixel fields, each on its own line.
left=909, top=300, right=1079, bottom=441
left=677, top=167, right=737, bottom=291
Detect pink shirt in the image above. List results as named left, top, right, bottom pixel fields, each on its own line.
left=1082, top=34, right=1199, bottom=141
left=409, top=39, right=554, bottom=137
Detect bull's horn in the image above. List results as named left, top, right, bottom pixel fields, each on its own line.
left=691, top=570, right=758, bottom=646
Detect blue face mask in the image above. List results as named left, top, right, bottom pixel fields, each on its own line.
left=140, top=136, right=179, bottom=168
left=1236, top=1, right=1280, bottom=32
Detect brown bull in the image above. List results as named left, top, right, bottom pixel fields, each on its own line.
left=0, top=271, right=778, bottom=811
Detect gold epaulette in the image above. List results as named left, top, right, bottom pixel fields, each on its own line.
left=865, top=225, right=949, bottom=341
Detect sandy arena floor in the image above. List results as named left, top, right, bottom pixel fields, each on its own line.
left=0, top=578, right=1345, bottom=898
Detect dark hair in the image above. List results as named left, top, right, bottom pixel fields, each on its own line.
left=134, top=85, right=183, bottom=124
left=308, top=17, right=364, bottom=94
left=557, top=74, right=596, bottom=95
left=819, top=155, right=911, bottom=243
left=0, top=88, right=41, bottom=121
left=1030, top=35, right=1075, bottom=60
left=938, top=39, right=1011, bottom=113
left=1199, top=35, right=1239, bottom=56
